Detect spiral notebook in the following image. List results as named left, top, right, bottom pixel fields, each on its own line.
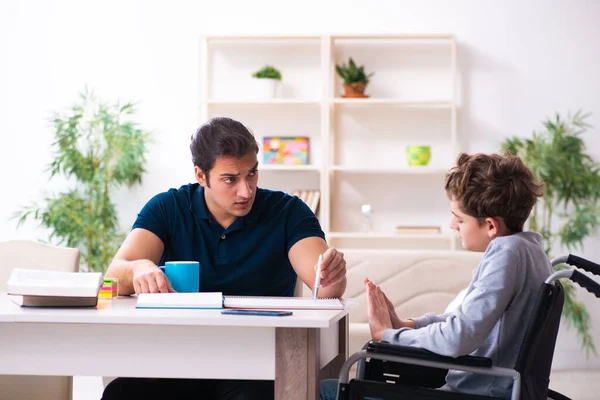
left=224, top=296, right=343, bottom=310
left=136, top=293, right=343, bottom=310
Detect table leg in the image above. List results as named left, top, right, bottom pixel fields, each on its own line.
left=275, top=326, right=319, bottom=400
left=275, top=316, right=349, bottom=400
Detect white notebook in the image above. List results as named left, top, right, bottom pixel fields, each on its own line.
left=7, top=268, right=103, bottom=298
left=136, top=292, right=223, bottom=309
left=224, top=296, right=344, bottom=310
left=135, top=293, right=344, bottom=310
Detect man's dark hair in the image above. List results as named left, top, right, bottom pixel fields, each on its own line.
left=190, top=117, right=259, bottom=186
left=445, top=152, right=545, bottom=233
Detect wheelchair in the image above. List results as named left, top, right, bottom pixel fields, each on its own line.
left=336, top=254, right=600, bottom=400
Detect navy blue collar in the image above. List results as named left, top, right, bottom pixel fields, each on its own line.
left=191, top=184, right=261, bottom=227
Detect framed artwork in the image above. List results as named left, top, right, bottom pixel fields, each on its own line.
left=263, top=136, right=309, bottom=165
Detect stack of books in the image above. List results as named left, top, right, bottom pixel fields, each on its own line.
left=7, top=268, right=104, bottom=307
left=290, top=189, right=321, bottom=214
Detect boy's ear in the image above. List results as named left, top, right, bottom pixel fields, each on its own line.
left=194, top=166, right=207, bottom=187
left=484, top=217, right=501, bottom=239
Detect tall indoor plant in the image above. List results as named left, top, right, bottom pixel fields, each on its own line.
left=502, top=110, right=600, bottom=355
left=15, top=88, right=152, bottom=273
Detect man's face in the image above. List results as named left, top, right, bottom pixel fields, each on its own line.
left=449, top=200, right=492, bottom=252
left=195, top=152, right=259, bottom=223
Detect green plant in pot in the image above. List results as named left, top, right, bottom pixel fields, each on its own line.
left=335, top=57, right=374, bottom=98
left=251, top=65, right=282, bottom=99
left=501, top=110, right=600, bottom=356
left=14, top=88, right=152, bottom=273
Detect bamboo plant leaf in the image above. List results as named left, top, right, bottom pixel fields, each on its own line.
left=12, top=89, right=152, bottom=273
left=501, top=110, right=599, bottom=355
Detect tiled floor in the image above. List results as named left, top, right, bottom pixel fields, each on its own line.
left=74, top=372, right=598, bottom=400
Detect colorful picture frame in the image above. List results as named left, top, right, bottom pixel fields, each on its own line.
left=263, top=136, right=309, bottom=165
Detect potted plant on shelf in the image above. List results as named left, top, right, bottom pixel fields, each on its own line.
left=251, top=65, right=282, bottom=99
left=335, top=57, right=374, bottom=98
left=501, top=110, right=600, bottom=356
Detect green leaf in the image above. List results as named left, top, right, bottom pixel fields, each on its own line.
left=335, top=57, right=373, bottom=85
left=12, top=88, right=152, bottom=273
left=500, top=110, right=599, bottom=354
left=251, top=65, right=282, bottom=80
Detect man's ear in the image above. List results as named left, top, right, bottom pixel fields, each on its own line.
left=484, top=217, right=501, bottom=239
left=194, top=166, right=208, bottom=187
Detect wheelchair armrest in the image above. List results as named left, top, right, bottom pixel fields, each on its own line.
left=366, top=340, right=493, bottom=368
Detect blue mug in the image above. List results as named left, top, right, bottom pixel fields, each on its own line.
left=159, top=261, right=200, bottom=293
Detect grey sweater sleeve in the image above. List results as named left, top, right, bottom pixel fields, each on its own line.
left=411, top=312, right=451, bottom=328
left=382, top=243, right=520, bottom=357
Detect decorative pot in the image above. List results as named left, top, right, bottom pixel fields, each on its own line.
left=342, top=82, right=368, bottom=98
left=253, top=78, right=279, bottom=99
left=406, top=145, right=431, bottom=166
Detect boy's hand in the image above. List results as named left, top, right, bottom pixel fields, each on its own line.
left=366, top=279, right=393, bottom=341
left=365, top=277, right=402, bottom=329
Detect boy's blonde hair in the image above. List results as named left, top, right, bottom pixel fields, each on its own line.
left=445, top=153, right=544, bottom=233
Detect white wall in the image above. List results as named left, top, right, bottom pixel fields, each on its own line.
left=1, top=0, right=599, bottom=368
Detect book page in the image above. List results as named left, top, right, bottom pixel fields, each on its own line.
left=224, top=296, right=343, bottom=310
left=7, top=268, right=103, bottom=297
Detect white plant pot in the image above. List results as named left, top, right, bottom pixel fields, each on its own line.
left=253, top=78, right=280, bottom=99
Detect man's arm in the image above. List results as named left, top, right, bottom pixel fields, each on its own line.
left=288, top=236, right=347, bottom=298
left=104, top=228, right=171, bottom=295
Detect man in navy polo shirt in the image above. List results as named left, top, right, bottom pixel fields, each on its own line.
left=102, top=117, right=347, bottom=400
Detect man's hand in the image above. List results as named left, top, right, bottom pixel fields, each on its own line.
left=132, top=261, right=175, bottom=294
left=366, top=279, right=393, bottom=341
left=317, top=248, right=346, bottom=288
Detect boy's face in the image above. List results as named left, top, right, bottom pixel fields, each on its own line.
left=195, top=152, right=259, bottom=225
left=449, top=200, right=494, bottom=252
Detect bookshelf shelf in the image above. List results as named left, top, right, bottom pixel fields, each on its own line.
left=329, top=165, right=449, bottom=174
left=328, top=232, right=454, bottom=239
left=205, top=99, right=320, bottom=106
left=200, top=34, right=458, bottom=250
left=261, top=165, right=321, bottom=172
left=331, top=99, right=452, bottom=108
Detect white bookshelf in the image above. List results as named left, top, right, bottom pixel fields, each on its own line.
left=332, top=99, right=452, bottom=108
left=329, top=165, right=449, bottom=174
left=204, top=99, right=320, bottom=106
left=200, top=34, right=459, bottom=250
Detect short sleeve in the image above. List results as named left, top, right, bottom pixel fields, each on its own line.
left=285, top=197, right=326, bottom=252
left=131, top=192, right=173, bottom=245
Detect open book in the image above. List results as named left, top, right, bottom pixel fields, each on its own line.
left=7, top=268, right=103, bottom=307
left=136, top=293, right=344, bottom=310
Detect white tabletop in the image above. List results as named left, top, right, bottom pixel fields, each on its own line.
left=0, top=293, right=357, bottom=328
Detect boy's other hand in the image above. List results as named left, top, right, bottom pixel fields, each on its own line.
left=366, top=279, right=393, bottom=341
left=364, top=277, right=402, bottom=329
